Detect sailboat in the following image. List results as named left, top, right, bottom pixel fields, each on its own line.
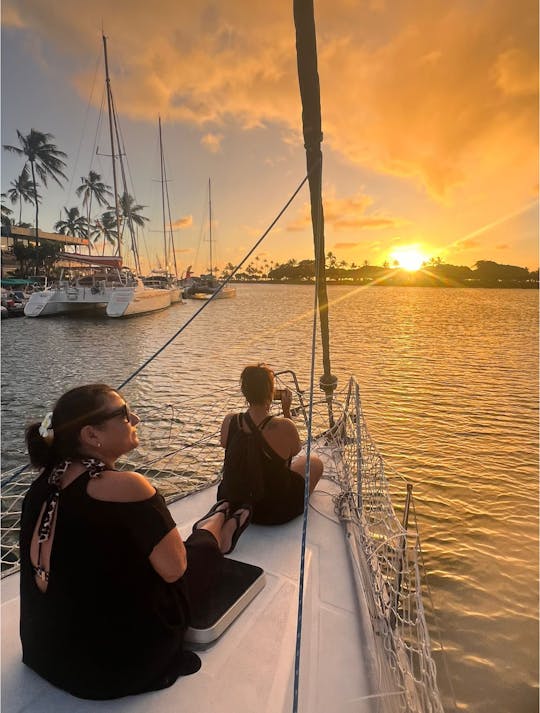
left=1, top=3, right=444, bottom=712
left=141, top=117, right=183, bottom=304
left=100, top=38, right=171, bottom=318
left=24, top=36, right=172, bottom=319
left=184, top=178, right=236, bottom=300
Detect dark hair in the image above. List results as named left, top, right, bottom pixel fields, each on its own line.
left=240, top=364, right=274, bottom=406
left=26, top=383, right=117, bottom=469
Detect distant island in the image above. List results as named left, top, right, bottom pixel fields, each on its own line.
left=221, top=257, right=539, bottom=289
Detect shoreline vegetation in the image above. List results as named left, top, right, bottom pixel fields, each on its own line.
left=220, top=258, right=539, bottom=289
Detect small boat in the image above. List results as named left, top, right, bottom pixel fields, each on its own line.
left=184, top=180, right=236, bottom=301
left=139, top=118, right=184, bottom=306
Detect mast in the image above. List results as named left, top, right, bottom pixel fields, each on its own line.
left=158, top=116, right=168, bottom=274
left=208, top=178, right=213, bottom=278
left=102, top=34, right=122, bottom=261
left=293, top=0, right=337, bottom=409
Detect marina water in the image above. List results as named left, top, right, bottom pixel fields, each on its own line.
left=1, top=284, right=538, bottom=713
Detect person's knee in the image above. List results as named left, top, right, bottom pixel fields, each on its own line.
left=310, top=454, right=323, bottom=478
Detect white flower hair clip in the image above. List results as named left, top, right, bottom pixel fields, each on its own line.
left=38, top=412, right=54, bottom=443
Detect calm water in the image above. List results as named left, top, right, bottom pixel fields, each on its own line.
left=1, top=285, right=538, bottom=713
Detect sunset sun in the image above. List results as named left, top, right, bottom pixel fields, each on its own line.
left=389, top=247, right=428, bottom=272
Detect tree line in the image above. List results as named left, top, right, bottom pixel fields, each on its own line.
left=220, top=255, right=539, bottom=289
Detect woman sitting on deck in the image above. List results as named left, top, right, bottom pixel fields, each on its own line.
left=218, top=364, right=323, bottom=525
left=19, top=383, right=251, bottom=700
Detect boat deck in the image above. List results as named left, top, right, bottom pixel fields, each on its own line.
left=1, top=478, right=378, bottom=713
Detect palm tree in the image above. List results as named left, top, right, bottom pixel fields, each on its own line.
left=7, top=167, right=39, bottom=225
left=54, top=207, right=88, bottom=238
left=3, top=129, right=67, bottom=246
left=117, top=192, right=149, bottom=231
left=1, top=193, right=13, bottom=228
left=94, top=211, right=119, bottom=256
left=75, top=171, right=112, bottom=245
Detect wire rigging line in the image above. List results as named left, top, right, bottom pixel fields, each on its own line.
left=291, top=159, right=324, bottom=713
left=64, top=49, right=102, bottom=209
left=117, top=170, right=312, bottom=390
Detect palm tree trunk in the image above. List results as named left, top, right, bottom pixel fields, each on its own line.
left=87, top=197, right=92, bottom=255
left=30, top=160, right=39, bottom=275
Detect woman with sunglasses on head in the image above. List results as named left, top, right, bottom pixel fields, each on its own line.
left=218, top=364, right=324, bottom=525
left=20, top=383, right=250, bottom=700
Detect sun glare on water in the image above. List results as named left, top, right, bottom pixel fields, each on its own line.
left=389, top=247, right=428, bottom=272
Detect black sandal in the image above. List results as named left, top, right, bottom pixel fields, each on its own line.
left=192, top=500, right=229, bottom=533
left=224, top=505, right=252, bottom=555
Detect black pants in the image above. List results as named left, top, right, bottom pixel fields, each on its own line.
left=179, top=528, right=223, bottom=621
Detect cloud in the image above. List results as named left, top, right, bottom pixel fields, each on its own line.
left=4, top=0, right=537, bottom=204
left=334, top=242, right=360, bottom=249
left=2, top=5, right=25, bottom=27
left=286, top=191, right=400, bottom=232
left=171, top=215, right=193, bottom=229
left=201, top=133, right=223, bottom=153
left=452, top=238, right=481, bottom=250
left=495, top=243, right=510, bottom=250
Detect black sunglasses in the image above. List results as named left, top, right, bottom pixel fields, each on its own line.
left=95, top=404, right=131, bottom=424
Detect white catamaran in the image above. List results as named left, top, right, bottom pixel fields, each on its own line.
left=25, top=36, right=173, bottom=320
left=1, top=3, right=445, bottom=712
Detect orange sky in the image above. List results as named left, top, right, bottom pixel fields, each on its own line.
left=2, top=0, right=538, bottom=273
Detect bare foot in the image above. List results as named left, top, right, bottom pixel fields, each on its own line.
left=196, top=509, right=229, bottom=543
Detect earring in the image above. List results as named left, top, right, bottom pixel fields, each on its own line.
left=97, top=442, right=102, bottom=448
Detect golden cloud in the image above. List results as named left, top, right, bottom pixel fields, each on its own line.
left=2, top=5, right=25, bottom=27
left=201, top=133, right=224, bottom=153
left=286, top=191, right=400, bottom=232
left=171, top=216, right=193, bottom=229
left=5, top=0, right=538, bottom=205
left=333, top=242, right=360, bottom=249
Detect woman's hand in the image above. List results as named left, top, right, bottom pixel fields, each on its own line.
left=281, top=388, right=293, bottom=418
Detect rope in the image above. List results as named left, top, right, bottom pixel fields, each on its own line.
left=117, top=171, right=311, bottom=389
left=291, top=256, right=318, bottom=713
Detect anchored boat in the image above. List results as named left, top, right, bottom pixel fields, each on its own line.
left=184, top=179, right=236, bottom=301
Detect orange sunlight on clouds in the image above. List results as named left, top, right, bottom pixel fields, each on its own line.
left=3, top=0, right=538, bottom=267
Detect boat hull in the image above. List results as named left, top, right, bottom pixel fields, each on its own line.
left=106, top=285, right=172, bottom=317
left=24, top=288, right=108, bottom=317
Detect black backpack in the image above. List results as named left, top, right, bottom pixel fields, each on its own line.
left=220, top=412, right=272, bottom=504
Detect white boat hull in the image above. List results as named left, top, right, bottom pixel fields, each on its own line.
left=106, top=285, right=172, bottom=317
left=24, top=288, right=108, bottom=317
left=1, top=477, right=379, bottom=713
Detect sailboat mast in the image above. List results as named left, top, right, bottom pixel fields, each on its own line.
left=102, top=34, right=122, bottom=261
left=158, top=117, right=168, bottom=274
left=208, top=178, right=213, bottom=278
left=293, top=0, right=337, bottom=403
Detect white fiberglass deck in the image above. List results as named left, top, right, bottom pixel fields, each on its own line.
left=1, top=480, right=378, bottom=713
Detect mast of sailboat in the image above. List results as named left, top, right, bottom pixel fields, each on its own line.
left=102, top=34, right=122, bottom=262
left=208, top=178, right=213, bottom=278
left=293, top=0, right=337, bottom=419
left=158, top=116, right=168, bottom=275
